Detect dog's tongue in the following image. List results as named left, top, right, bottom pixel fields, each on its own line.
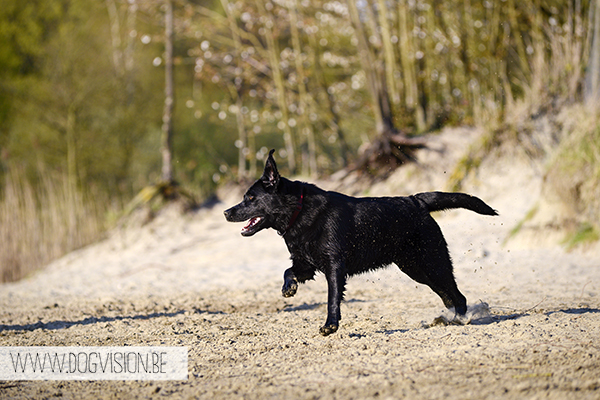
left=242, top=217, right=262, bottom=233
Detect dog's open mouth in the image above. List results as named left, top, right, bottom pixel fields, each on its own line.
left=241, top=217, right=263, bottom=236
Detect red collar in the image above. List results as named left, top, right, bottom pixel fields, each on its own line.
left=279, top=189, right=304, bottom=236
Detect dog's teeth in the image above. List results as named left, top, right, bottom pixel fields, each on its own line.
left=242, top=217, right=261, bottom=232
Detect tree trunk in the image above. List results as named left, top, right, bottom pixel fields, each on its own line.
left=221, top=0, right=249, bottom=181
left=290, top=0, right=317, bottom=178
left=233, top=94, right=247, bottom=179
left=307, top=32, right=350, bottom=168
left=105, top=0, right=123, bottom=77
left=376, top=0, right=400, bottom=106
left=346, top=0, right=426, bottom=174
left=161, top=0, right=174, bottom=183
left=346, top=0, right=390, bottom=135
left=255, top=0, right=296, bottom=173
left=398, top=0, right=425, bottom=131
left=586, top=0, right=600, bottom=107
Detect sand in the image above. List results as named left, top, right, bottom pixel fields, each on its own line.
left=1, top=127, right=599, bottom=399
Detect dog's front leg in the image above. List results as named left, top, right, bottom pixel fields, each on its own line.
left=282, top=268, right=298, bottom=298
left=321, top=264, right=346, bottom=336
left=282, top=262, right=316, bottom=298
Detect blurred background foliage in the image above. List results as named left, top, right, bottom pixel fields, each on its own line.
left=1, top=0, right=599, bottom=281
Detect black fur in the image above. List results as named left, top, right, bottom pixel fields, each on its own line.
left=224, top=150, right=498, bottom=336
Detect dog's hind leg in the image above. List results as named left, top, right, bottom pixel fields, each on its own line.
left=424, top=234, right=468, bottom=315
left=399, top=261, right=467, bottom=315
left=397, top=235, right=467, bottom=316
left=418, top=220, right=468, bottom=315
left=425, top=273, right=467, bottom=316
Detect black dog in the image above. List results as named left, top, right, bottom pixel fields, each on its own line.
left=224, top=150, right=497, bottom=336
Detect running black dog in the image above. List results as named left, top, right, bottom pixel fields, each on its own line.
left=224, top=150, right=497, bottom=336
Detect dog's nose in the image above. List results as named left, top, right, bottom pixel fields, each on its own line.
left=223, top=209, right=230, bottom=218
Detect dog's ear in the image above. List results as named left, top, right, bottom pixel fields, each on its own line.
left=261, top=149, right=279, bottom=190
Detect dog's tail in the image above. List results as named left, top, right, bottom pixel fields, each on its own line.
left=413, top=191, right=498, bottom=216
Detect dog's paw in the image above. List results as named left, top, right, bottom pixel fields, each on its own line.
left=282, top=280, right=298, bottom=298
left=319, top=324, right=338, bottom=336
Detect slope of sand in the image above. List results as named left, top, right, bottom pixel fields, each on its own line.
left=1, top=127, right=599, bottom=399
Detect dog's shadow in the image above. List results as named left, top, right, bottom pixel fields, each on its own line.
left=377, top=307, right=600, bottom=334
left=544, top=307, right=600, bottom=316
left=282, top=298, right=367, bottom=313
left=0, top=308, right=224, bottom=333
left=282, top=302, right=324, bottom=312
left=468, top=306, right=600, bottom=326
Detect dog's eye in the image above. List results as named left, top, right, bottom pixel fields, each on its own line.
left=247, top=195, right=254, bottom=201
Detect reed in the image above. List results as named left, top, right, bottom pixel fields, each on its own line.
left=0, top=165, right=108, bottom=282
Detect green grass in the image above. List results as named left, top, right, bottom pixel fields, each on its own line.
left=446, top=129, right=497, bottom=192
left=562, top=223, right=600, bottom=251
left=504, top=204, right=539, bottom=245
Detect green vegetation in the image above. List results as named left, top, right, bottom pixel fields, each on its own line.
left=446, top=129, right=499, bottom=192
left=547, top=108, right=600, bottom=249
left=505, top=204, right=540, bottom=245
left=563, top=223, right=600, bottom=251
left=1, top=0, right=600, bottom=281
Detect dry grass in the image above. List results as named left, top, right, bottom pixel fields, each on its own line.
left=0, top=166, right=109, bottom=282
left=546, top=106, right=600, bottom=247
left=498, top=105, right=600, bottom=249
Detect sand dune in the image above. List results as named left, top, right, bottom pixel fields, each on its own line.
left=1, top=127, right=599, bottom=399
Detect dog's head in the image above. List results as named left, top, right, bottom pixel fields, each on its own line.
left=224, top=149, right=286, bottom=236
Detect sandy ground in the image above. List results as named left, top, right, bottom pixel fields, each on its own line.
left=1, top=127, right=600, bottom=399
